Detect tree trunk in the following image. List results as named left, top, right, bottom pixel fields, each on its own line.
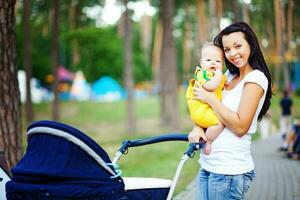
left=286, top=0, right=294, bottom=55
left=296, top=17, right=299, bottom=62
left=0, top=0, right=22, bottom=172
left=151, top=20, right=163, bottom=87
left=140, top=13, right=152, bottom=67
left=273, top=0, right=281, bottom=87
left=281, top=0, right=289, bottom=91
left=183, top=2, right=193, bottom=80
left=69, top=0, right=80, bottom=67
left=196, top=0, right=208, bottom=62
left=231, top=0, right=241, bottom=22
left=51, top=0, right=60, bottom=121
left=23, top=0, right=34, bottom=125
left=242, top=2, right=250, bottom=25
left=215, top=0, right=223, bottom=27
left=159, top=0, right=179, bottom=131
left=208, top=0, right=219, bottom=39
left=123, top=0, right=136, bottom=133
left=274, top=0, right=290, bottom=90
left=266, top=19, right=275, bottom=49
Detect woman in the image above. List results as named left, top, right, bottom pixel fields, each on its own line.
left=188, top=22, right=272, bottom=200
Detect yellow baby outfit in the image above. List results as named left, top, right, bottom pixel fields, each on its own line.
left=186, top=67, right=226, bottom=128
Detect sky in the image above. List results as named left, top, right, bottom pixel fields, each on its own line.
left=83, top=0, right=156, bottom=27
left=84, top=0, right=233, bottom=30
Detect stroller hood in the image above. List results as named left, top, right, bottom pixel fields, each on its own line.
left=6, top=120, right=124, bottom=197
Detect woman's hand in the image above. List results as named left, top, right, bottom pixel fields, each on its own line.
left=192, top=81, right=216, bottom=104
left=188, top=125, right=207, bottom=143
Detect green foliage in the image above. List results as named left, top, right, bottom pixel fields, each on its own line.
left=16, top=23, right=152, bottom=85
left=295, top=87, right=300, bottom=97
left=63, top=24, right=152, bottom=84
left=250, top=0, right=275, bottom=39
left=16, top=23, right=52, bottom=84
left=16, top=0, right=153, bottom=86
left=63, top=27, right=123, bottom=82
left=132, top=23, right=152, bottom=82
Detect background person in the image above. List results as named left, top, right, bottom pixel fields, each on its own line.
left=285, top=119, right=300, bottom=160
left=279, top=90, right=293, bottom=151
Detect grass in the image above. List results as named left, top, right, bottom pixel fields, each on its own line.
left=23, top=89, right=300, bottom=194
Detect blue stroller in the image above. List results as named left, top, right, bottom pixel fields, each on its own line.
left=6, top=120, right=203, bottom=200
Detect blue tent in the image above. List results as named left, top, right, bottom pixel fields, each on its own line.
left=91, top=76, right=124, bottom=102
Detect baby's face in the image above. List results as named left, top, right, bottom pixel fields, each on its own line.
left=200, top=46, right=224, bottom=71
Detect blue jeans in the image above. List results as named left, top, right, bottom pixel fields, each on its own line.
left=196, top=168, right=255, bottom=200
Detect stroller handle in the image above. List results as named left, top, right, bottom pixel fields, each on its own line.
left=113, top=133, right=204, bottom=164
left=117, top=133, right=204, bottom=157
left=118, top=133, right=188, bottom=153
left=185, top=142, right=205, bottom=157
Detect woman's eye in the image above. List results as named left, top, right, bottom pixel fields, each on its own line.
left=206, top=59, right=211, bottom=61
left=224, top=49, right=229, bottom=53
left=236, top=44, right=241, bottom=49
left=216, top=60, right=221, bottom=63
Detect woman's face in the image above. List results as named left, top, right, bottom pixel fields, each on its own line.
left=222, top=31, right=251, bottom=69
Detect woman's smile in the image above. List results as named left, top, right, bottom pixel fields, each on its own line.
left=232, top=57, right=243, bottom=66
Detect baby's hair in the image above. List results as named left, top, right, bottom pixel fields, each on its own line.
left=200, top=41, right=224, bottom=62
left=201, top=41, right=223, bottom=54
left=201, top=41, right=222, bottom=51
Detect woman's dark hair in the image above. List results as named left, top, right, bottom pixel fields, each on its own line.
left=213, top=22, right=272, bottom=121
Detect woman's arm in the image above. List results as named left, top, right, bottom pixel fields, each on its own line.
left=193, top=82, right=264, bottom=137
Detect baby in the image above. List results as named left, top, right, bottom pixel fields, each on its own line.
left=186, top=42, right=226, bottom=155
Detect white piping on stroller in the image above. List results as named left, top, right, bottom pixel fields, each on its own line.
left=27, top=127, right=116, bottom=176
left=123, top=177, right=172, bottom=190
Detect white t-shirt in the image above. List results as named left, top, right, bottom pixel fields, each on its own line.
left=200, top=69, right=269, bottom=175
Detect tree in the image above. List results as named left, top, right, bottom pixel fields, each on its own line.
left=242, top=2, right=250, bottom=24
left=208, top=0, right=220, bottom=39
left=286, top=0, right=294, bottom=61
left=182, top=2, right=193, bottom=79
left=230, top=0, right=242, bottom=22
left=159, top=0, right=179, bottom=131
left=274, top=0, right=290, bottom=90
left=139, top=1, right=152, bottom=68
left=122, top=0, right=136, bottom=133
left=151, top=19, right=163, bottom=87
left=23, top=0, right=34, bottom=124
left=51, top=0, right=60, bottom=120
left=0, top=0, right=22, bottom=171
left=68, top=0, right=81, bottom=68
left=195, top=0, right=208, bottom=62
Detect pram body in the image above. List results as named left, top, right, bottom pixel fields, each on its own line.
left=6, top=120, right=202, bottom=200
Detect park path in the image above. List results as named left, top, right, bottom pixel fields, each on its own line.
left=174, top=134, right=300, bottom=200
